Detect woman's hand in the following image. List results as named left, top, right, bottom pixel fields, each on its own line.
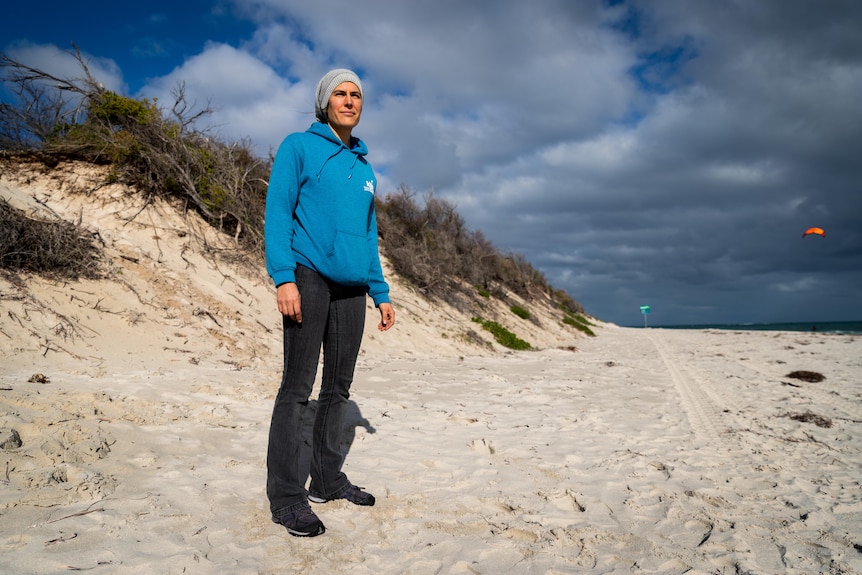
left=378, top=302, right=395, bottom=331
left=276, top=282, right=302, bottom=323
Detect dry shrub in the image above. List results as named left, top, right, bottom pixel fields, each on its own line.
left=376, top=186, right=581, bottom=311
left=376, top=187, right=493, bottom=294
left=0, top=197, right=103, bottom=279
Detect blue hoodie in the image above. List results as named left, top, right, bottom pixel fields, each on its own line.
left=264, top=122, right=390, bottom=306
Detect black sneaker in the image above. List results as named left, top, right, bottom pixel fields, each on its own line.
left=309, top=484, right=375, bottom=507
left=274, top=504, right=325, bottom=537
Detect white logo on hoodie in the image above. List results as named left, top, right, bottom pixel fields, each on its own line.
left=364, top=181, right=375, bottom=194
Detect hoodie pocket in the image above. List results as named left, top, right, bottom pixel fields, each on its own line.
left=325, top=230, right=370, bottom=284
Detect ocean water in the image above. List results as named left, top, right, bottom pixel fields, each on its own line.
left=650, top=320, right=862, bottom=335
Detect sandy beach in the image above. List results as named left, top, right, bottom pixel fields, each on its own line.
left=3, top=327, right=862, bottom=574
left=2, top=161, right=862, bottom=574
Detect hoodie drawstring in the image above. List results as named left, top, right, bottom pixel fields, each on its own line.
left=316, top=146, right=362, bottom=181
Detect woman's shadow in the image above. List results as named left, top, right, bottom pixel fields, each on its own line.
left=298, top=399, right=376, bottom=479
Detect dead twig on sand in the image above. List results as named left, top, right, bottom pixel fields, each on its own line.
left=194, top=307, right=221, bottom=327
left=45, top=532, right=78, bottom=546
left=46, top=501, right=106, bottom=525
left=65, top=561, right=116, bottom=571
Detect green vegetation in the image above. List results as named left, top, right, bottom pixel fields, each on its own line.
left=90, top=91, right=159, bottom=127
left=562, top=312, right=596, bottom=336
left=472, top=317, right=532, bottom=351
left=510, top=304, right=530, bottom=320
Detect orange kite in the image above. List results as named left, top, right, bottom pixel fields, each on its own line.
left=802, top=227, right=825, bottom=238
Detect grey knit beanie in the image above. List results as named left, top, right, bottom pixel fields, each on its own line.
left=315, top=69, right=363, bottom=123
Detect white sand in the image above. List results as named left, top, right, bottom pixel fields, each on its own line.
left=2, top=161, right=862, bottom=574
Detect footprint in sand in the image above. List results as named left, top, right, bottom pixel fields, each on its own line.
left=541, top=488, right=587, bottom=512
left=469, top=438, right=495, bottom=454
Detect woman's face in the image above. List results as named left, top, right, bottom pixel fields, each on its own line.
left=326, top=81, right=363, bottom=132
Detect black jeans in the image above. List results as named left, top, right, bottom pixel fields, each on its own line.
left=266, top=264, right=366, bottom=520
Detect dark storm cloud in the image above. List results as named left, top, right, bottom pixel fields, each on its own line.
left=422, top=1, right=862, bottom=324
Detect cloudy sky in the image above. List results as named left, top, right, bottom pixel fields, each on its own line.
left=3, top=0, right=861, bottom=327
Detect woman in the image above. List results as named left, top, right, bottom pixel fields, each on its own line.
left=264, top=68, right=396, bottom=537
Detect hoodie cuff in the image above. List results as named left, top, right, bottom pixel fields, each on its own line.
left=271, top=269, right=296, bottom=287
left=371, top=292, right=391, bottom=307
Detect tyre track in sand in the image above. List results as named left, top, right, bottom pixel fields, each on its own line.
left=645, top=330, right=733, bottom=442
